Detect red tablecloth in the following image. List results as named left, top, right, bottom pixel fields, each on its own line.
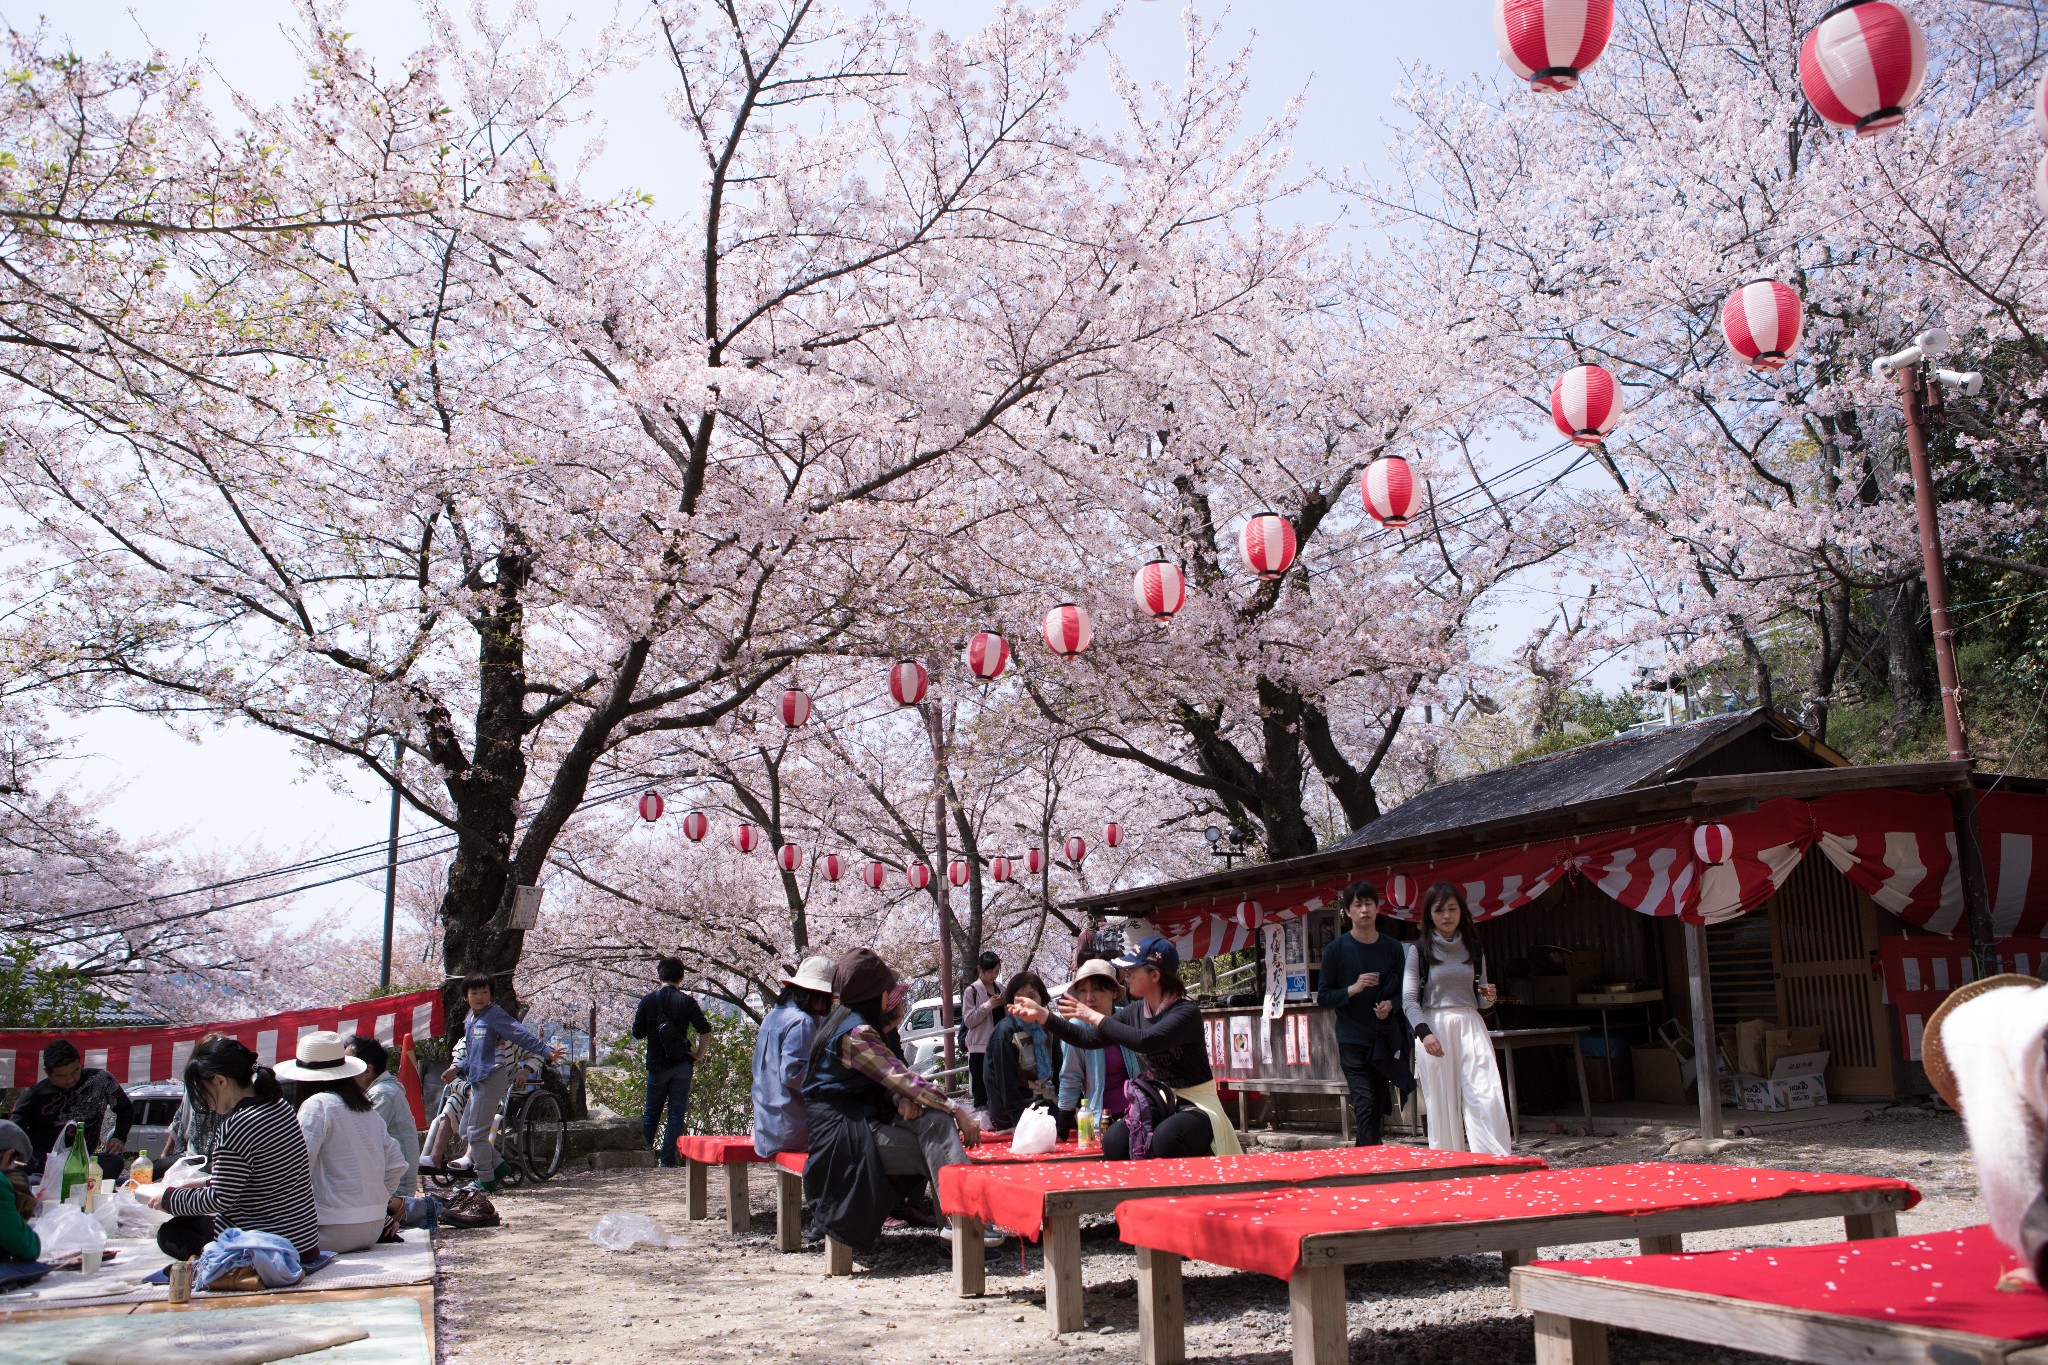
left=938, top=1145, right=1542, bottom=1240
left=673, top=1135, right=767, bottom=1164
left=1532, top=1225, right=2048, bottom=1341
left=1117, top=1162, right=1922, bottom=1282
left=770, top=1138, right=1093, bottom=1182
left=775, top=1150, right=806, bottom=1176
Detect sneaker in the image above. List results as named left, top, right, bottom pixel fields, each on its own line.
left=938, top=1223, right=1008, bottom=1249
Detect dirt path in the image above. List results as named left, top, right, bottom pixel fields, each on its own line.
left=434, top=1109, right=1983, bottom=1365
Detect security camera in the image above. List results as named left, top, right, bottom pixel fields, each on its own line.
left=1932, top=369, right=1983, bottom=397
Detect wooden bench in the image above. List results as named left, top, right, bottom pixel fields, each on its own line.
left=1115, top=1161, right=1921, bottom=1365
left=1511, top=1223, right=2048, bottom=1365
left=672, top=1135, right=768, bottom=1234
left=939, top=1145, right=1543, bottom=1335
left=772, top=1137, right=1103, bottom=1271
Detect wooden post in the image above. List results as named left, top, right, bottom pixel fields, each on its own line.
left=1638, top=1234, right=1683, bottom=1255
left=776, top=1168, right=803, bottom=1252
left=1135, top=1247, right=1185, bottom=1365
left=825, top=1236, right=854, bottom=1276
left=1846, top=1210, right=1899, bottom=1240
left=686, top=1159, right=708, bottom=1220
left=1044, top=1212, right=1085, bottom=1334
left=1532, top=1311, right=1610, bottom=1365
left=1683, top=921, right=1723, bottom=1140
left=952, top=1214, right=987, bottom=1296
left=1287, top=1262, right=1348, bottom=1365
left=724, top=1160, right=751, bottom=1234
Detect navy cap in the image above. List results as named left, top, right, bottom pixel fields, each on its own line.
left=1112, top=935, right=1178, bottom=972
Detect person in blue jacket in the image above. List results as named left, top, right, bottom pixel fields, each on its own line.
left=751, top=956, right=835, bottom=1157
left=439, top=973, right=556, bottom=1192
left=1054, top=960, right=1142, bottom=1136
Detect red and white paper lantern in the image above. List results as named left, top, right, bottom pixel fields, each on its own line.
left=888, top=659, right=928, bottom=706
left=907, top=862, right=932, bottom=890
left=1386, top=873, right=1416, bottom=911
left=777, top=843, right=804, bottom=873
left=990, top=856, right=1014, bottom=883
left=637, top=790, right=664, bottom=822
left=1132, top=559, right=1187, bottom=620
left=1025, top=847, right=1045, bottom=876
left=1064, top=835, right=1087, bottom=864
left=1361, top=455, right=1422, bottom=528
left=947, top=859, right=969, bottom=887
left=821, top=853, right=843, bottom=882
left=681, top=810, right=709, bottom=842
left=1799, top=0, right=1926, bottom=137
left=1042, top=603, right=1093, bottom=657
left=862, top=860, right=888, bottom=890
left=965, top=631, right=1010, bottom=681
left=1104, top=821, right=1123, bottom=849
left=779, top=688, right=813, bottom=728
left=1721, top=281, right=1805, bottom=371
left=733, top=823, right=760, bottom=854
left=1235, top=898, right=1262, bottom=929
left=1493, top=0, right=1614, bottom=93
left=1550, top=363, right=1622, bottom=448
left=1693, top=822, right=1735, bottom=865
left=1239, top=511, right=1298, bottom=580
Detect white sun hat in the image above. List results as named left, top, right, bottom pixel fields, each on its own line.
left=274, top=1029, right=369, bottom=1083
left=782, top=956, right=836, bottom=995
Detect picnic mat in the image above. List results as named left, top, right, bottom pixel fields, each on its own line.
left=0, top=1234, right=433, bottom=1313
left=1530, top=1224, right=2048, bottom=1341
left=673, top=1136, right=766, bottom=1164
left=1117, top=1162, right=1923, bottom=1281
left=938, top=1145, right=1544, bottom=1239
left=0, top=1295, right=429, bottom=1365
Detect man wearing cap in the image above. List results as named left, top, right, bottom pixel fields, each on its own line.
left=801, top=948, right=988, bottom=1253
left=632, top=957, right=715, bottom=1168
left=10, top=1039, right=134, bottom=1180
left=752, top=956, right=834, bottom=1158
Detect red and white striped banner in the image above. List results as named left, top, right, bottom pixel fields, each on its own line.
left=0, top=987, right=443, bottom=1091
left=1876, top=936, right=2048, bottom=1061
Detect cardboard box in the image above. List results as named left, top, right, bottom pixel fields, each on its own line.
left=1728, top=1050, right=1831, bottom=1112
left=1632, top=1045, right=1697, bottom=1106
left=1764, top=1027, right=1824, bottom=1076
left=1581, top=1052, right=1633, bottom=1104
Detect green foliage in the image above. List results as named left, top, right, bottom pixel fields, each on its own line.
left=1511, top=689, right=1651, bottom=764
left=587, top=1019, right=761, bottom=1138
left=0, top=939, right=107, bottom=1028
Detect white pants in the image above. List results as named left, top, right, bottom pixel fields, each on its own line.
left=1416, top=1006, right=1512, bottom=1155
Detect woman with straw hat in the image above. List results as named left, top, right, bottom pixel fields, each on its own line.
left=277, top=1031, right=407, bottom=1254
left=752, top=955, right=835, bottom=1158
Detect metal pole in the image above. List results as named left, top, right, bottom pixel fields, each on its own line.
left=923, top=689, right=958, bottom=1073
left=379, top=738, right=405, bottom=992
left=1897, top=367, right=2000, bottom=973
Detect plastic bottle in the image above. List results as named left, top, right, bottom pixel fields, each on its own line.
left=59, top=1124, right=88, bottom=1203
left=129, top=1149, right=153, bottom=1187
left=1076, top=1103, right=1096, bottom=1150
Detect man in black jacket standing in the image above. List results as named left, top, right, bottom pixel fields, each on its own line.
left=1315, top=881, right=1415, bottom=1145
left=632, top=958, right=713, bottom=1167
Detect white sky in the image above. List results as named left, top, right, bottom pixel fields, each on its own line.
left=31, top=1, right=1607, bottom=934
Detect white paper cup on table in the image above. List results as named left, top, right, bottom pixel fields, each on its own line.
left=79, top=1248, right=101, bottom=1275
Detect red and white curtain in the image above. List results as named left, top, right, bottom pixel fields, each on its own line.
left=1876, top=935, right=2048, bottom=1061
left=0, top=986, right=443, bottom=1091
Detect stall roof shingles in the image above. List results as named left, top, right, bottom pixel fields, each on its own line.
left=1325, top=710, right=1801, bottom=852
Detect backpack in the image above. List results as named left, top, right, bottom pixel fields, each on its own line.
left=1121, top=1074, right=1183, bottom=1160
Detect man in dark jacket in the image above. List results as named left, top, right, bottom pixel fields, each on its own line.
left=1315, top=881, right=1415, bottom=1145
left=10, top=1040, right=134, bottom=1179
left=631, top=958, right=713, bottom=1167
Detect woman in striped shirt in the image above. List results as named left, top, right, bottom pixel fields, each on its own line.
left=141, top=1039, right=321, bottom=1261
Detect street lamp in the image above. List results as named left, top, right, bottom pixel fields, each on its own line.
left=1871, top=328, right=1997, bottom=972
left=1204, top=823, right=1252, bottom=869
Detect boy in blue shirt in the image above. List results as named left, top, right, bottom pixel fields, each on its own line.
left=440, top=973, right=553, bottom=1192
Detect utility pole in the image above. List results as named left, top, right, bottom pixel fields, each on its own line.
left=1878, top=330, right=1998, bottom=973
left=379, top=738, right=405, bottom=992
left=922, top=679, right=959, bottom=1074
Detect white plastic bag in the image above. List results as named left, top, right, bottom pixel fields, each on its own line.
left=31, top=1202, right=107, bottom=1261
left=34, top=1130, right=72, bottom=1215
left=113, top=1188, right=169, bottom=1238
left=588, top=1210, right=681, bottom=1252
left=159, top=1155, right=209, bottom=1189
left=1011, top=1104, right=1058, bottom=1156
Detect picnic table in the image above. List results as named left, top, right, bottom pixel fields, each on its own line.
left=772, top=1137, right=1103, bottom=1269
left=1116, top=1161, right=1921, bottom=1365
left=672, top=1135, right=768, bottom=1233
left=1511, top=1224, right=2048, bottom=1365
left=938, top=1144, right=1543, bottom=1335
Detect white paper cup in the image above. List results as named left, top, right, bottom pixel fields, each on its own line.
left=80, top=1248, right=101, bottom=1275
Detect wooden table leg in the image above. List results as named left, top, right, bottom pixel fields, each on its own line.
left=1533, top=1310, right=1610, bottom=1365
left=1572, top=1041, right=1594, bottom=1127
left=1502, top=1044, right=1522, bottom=1140
left=725, top=1160, right=751, bottom=1234
left=1044, top=1212, right=1085, bottom=1335
left=685, top=1159, right=708, bottom=1220
left=1638, top=1234, right=1683, bottom=1255
left=825, top=1236, right=854, bottom=1276
left=1845, top=1210, right=1898, bottom=1240
left=776, top=1168, right=803, bottom=1252
left=1338, top=1089, right=1353, bottom=1143
left=1501, top=1247, right=1541, bottom=1270
left=1288, top=1262, right=1347, bottom=1365
left=952, top=1214, right=986, bottom=1297
left=1135, top=1247, right=1185, bottom=1365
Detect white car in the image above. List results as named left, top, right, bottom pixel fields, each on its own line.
left=898, top=997, right=953, bottom=1077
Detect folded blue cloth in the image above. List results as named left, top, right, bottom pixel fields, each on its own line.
left=193, top=1228, right=306, bottom=1290
left=145, top=1248, right=335, bottom=1287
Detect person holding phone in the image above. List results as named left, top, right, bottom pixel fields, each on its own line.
left=1315, top=880, right=1414, bottom=1145
left=1401, top=882, right=1512, bottom=1155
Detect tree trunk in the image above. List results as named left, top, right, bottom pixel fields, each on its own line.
left=1879, top=580, right=1935, bottom=741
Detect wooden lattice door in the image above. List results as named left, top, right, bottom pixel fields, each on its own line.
left=1766, top=852, right=1897, bottom=1100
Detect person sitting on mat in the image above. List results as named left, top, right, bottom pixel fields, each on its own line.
left=1054, top=959, right=1141, bottom=1137
left=278, top=1031, right=408, bottom=1254
left=1009, top=936, right=1242, bottom=1161
left=800, top=947, right=992, bottom=1253
left=1402, top=881, right=1512, bottom=1155
left=141, top=1038, right=322, bottom=1263
left=0, top=1122, right=39, bottom=1262
left=984, top=971, right=1060, bottom=1132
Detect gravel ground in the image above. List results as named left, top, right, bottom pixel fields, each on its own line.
left=434, top=1105, right=1980, bottom=1365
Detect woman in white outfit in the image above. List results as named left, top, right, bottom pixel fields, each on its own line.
left=1401, top=882, right=1513, bottom=1155
left=278, top=1030, right=408, bottom=1253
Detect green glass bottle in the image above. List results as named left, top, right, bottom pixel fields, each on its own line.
left=60, top=1123, right=88, bottom=1203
